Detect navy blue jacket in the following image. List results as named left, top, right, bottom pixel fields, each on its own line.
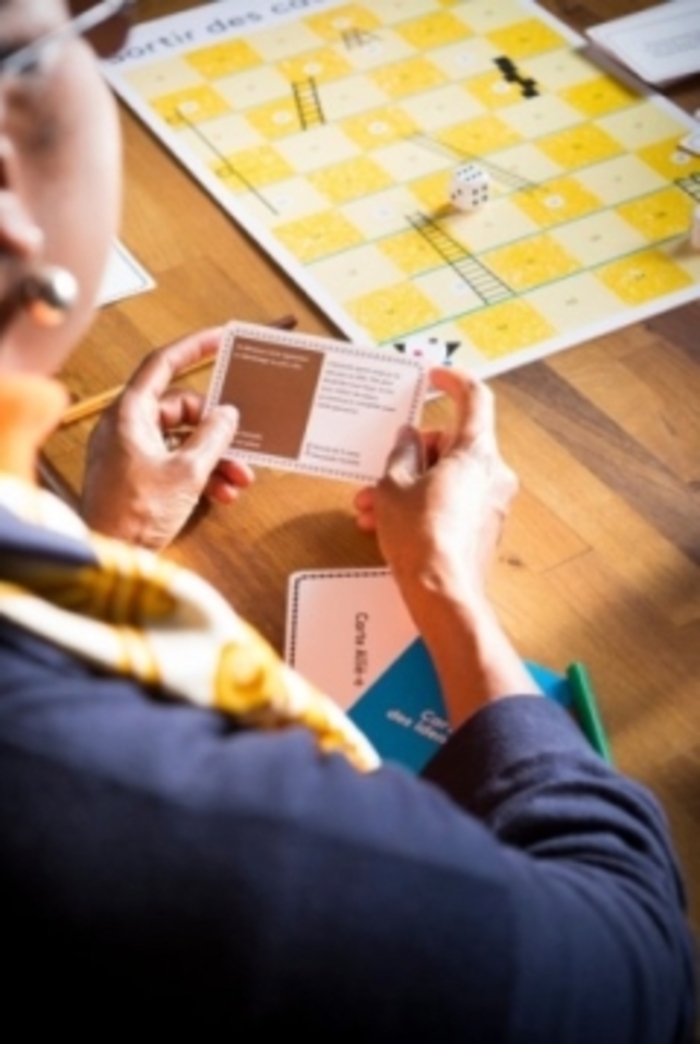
left=0, top=510, right=695, bottom=1040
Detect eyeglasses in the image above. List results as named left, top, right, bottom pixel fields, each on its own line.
left=0, top=0, right=135, bottom=78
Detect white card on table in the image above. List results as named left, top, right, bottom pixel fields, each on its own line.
left=285, top=568, right=417, bottom=713
left=206, top=322, right=428, bottom=483
left=285, top=567, right=453, bottom=772
left=99, top=241, right=155, bottom=306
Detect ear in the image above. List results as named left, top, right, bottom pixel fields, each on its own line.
left=0, top=136, right=43, bottom=264
left=0, top=134, right=45, bottom=339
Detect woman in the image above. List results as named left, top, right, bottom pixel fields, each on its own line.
left=0, top=2, right=695, bottom=1039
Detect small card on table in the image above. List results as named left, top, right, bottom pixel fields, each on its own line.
left=206, top=321, right=428, bottom=483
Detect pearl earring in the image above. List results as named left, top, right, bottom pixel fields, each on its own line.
left=19, top=265, right=78, bottom=327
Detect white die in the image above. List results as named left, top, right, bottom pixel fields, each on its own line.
left=449, top=163, right=490, bottom=212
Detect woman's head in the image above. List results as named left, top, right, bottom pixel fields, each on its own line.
left=0, top=1, right=130, bottom=374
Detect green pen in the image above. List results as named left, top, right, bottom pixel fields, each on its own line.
left=566, top=661, right=613, bottom=764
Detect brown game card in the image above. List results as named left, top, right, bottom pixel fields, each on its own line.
left=206, top=322, right=428, bottom=483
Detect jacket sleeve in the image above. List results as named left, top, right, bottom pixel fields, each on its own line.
left=0, top=624, right=695, bottom=1042
left=424, top=696, right=697, bottom=1044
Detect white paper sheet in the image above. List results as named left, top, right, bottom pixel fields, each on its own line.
left=587, top=1, right=700, bottom=85
left=99, top=241, right=155, bottom=306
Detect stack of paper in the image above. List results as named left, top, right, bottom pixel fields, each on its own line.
left=586, top=1, right=700, bottom=86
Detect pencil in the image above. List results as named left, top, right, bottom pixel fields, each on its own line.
left=566, top=661, right=613, bottom=764
left=60, top=313, right=298, bottom=427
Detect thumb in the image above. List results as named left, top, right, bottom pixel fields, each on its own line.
left=182, top=404, right=239, bottom=465
left=384, top=424, right=424, bottom=486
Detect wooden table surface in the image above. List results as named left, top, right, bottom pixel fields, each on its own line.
left=43, top=1, right=700, bottom=932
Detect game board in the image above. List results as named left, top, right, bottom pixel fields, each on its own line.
left=106, top=0, right=700, bottom=376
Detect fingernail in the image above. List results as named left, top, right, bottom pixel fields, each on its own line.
left=220, top=405, right=239, bottom=425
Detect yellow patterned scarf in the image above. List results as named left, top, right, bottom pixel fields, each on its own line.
left=0, top=375, right=379, bottom=772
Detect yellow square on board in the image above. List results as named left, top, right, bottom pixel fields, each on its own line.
left=486, top=18, right=566, bottom=59
left=342, top=105, right=417, bottom=150
left=484, top=234, right=579, bottom=292
left=514, top=177, right=603, bottom=227
left=276, top=210, right=364, bottom=263
left=458, top=299, right=555, bottom=358
left=439, top=113, right=521, bottom=156
left=305, top=5, right=380, bottom=39
left=185, top=41, right=260, bottom=79
left=153, top=86, right=230, bottom=126
left=538, top=123, right=624, bottom=169
left=559, top=75, right=638, bottom=119
left=636, top=138, right=700, bottom=181
left=381, top=229, right=443, bottom=277
left=370, top=56, right=447, bottom=99
left=309, top=156, right=393, bottom=204
left=598, top=250, right=694, bottom=305
left=617, top=187, right=693, bottom=241
left=247, top=98, right=305, bottom=139
left=396, top=11, right=472, bottom=49
left=217, top=144, right=292, bottom=188
left=277, top=48, right=352, bottom=85
left=346, top=283, right=441, bottom=343
left=411, top=172, right=455, bottom=212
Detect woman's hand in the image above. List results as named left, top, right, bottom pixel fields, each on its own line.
left=80, top=328, right=254, bottom=551
left=353, top=367, right=537, bottom=725
left=354, top=366, right=517, bottom=605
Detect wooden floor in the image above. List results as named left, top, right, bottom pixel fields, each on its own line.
left=43, top=0, right=700, bottom=939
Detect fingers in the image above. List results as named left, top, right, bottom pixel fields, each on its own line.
left=215, top=457, right=255, bottom=488
left=204, top=465, right=254, bottom=504
left=352, top=485, right=377, bottom=532
left=383, top=424, right=425, bottom=486
left=160, top=392, right=254, bottom=482
left=173, top=403, right=255, bottom=495
left=429, top=366, right=496, bottom=451
left=178, top=402, right=238, bottom=466
left=125, top=328, right=223, bottom=400
left=158, top=389, right=208, bottom=432
left=353, top=485, right=374, bottom=512
left=353, top=424, right=425, bottom=532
